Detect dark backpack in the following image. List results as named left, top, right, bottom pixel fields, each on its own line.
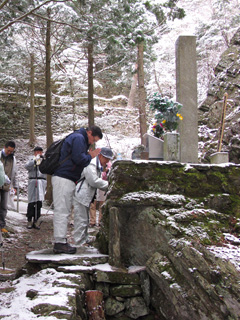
left=39, top=136, right=71, bottom=175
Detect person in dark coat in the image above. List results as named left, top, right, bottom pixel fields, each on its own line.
left=52, top=126, right=102, bottom=254
left=25, top=146, right=47, bottom=230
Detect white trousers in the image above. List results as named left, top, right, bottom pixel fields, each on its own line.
left=52, top=176, right=76, bottom=243
left=73, top=198, right=89, bottom=246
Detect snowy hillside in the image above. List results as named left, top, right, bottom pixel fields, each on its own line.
left=149, top=0, right=240, bottom=103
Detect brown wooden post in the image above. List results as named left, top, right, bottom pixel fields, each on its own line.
left=85, top=290, right=105, bottom=320
left=217, top=92, right=228, bottom=152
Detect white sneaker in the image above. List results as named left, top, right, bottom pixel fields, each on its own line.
left=27, top=221, right=33, bottom=229
left=33, top=220, right=41, bottom=230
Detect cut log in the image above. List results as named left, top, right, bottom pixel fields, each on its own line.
left=85, top=290, right=105, bottom=320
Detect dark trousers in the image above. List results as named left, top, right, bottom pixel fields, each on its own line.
left=0, top=190, right=8, bottom=228
left=27, top=201, right=42, bottom=222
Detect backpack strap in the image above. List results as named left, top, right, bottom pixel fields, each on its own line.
left=76, top=156, right=99, bottom=193
left=59, top=153, right=71, bottom=167
left=76, top=177, right=85, bottom=192
left=58, top=132, right=74, bottom=168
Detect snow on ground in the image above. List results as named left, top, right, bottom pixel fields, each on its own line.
left=0, top=268, right=76, bottom=320
left=96, top=133, right=140, bottom=159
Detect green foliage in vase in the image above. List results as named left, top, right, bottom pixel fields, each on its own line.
left=148, top=92, right=183, bottom=138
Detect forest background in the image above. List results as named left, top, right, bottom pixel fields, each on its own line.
left=0, top=0, right=240, bottom=198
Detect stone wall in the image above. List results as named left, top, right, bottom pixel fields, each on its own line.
left=97, top=160, right=240, bottom=320
left=0, top=91, right=128, bottom=144
left=0, top=100, right=74, bottom=144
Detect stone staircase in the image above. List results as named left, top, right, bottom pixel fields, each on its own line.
left=24, top=247, right=153, bottom=320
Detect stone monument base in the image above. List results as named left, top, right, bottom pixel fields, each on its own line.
left=210, top=152, right=229, bottom=164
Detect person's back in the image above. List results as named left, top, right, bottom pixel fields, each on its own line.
left=54, top=128, right=91, bottom=182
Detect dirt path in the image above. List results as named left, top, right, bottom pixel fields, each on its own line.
left=2, top=209, right=55, bottom=271
left=1, top=201, right=98, bottom=272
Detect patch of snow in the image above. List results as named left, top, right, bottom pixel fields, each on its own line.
left=223, top=233, right=240, bottom=245
left=0, top=268, right=76, bottom=320
left=59, top=263, right=116, bottom=273
left=161, top=271, right=172, bottom=280
left=169, top=282, right=182, bottom=291
left=120, top=192, right=186, bottom=204
left=207, top=244, right=240, bottom=271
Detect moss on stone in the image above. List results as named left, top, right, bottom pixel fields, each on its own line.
left=31, top=303, right=70, bottom=316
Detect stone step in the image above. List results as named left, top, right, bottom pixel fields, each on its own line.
left=58, top=264, right=146, bottom=278
left=0, top=268, right=16, bottom=281
left=26, top=247, right=109, bottom=268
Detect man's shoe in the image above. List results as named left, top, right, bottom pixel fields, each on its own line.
left=27, top=221, right=33, bottom=229
left=33, top=220, right=41, bottom=230
left=53, top=243, right=77, bottom=254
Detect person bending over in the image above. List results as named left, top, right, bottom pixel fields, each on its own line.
left=52, top=126, right=102, bottom=254
left=73, top=147, right=113, bottom=247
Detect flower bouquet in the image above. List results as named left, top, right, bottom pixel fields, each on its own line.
left=148, top=93, right=183, bottom=138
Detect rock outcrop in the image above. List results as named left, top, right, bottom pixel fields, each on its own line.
left=198, top=27, right=240, bottom=163
left=98, top=160, right=240, bottom=320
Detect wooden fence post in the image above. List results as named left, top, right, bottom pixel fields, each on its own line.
left=85, top=290, right=105, bottom=320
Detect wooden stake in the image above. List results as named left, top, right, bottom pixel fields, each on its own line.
left=217, top=93, right=228, bottom=152
left=85, top=290, right=105, bottom=320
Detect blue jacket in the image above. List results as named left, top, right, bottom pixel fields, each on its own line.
left=54, top=128, right=92, bottom=182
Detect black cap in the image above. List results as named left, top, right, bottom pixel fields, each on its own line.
left=33, top=146, right=43, bottom=152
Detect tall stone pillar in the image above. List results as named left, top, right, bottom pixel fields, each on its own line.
left=176, top=36, right=198, bottom=163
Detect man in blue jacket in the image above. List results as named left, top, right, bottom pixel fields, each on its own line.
left=52, top=126, right=102, bottom=254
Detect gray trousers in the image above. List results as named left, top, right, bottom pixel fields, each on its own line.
left=52, top=176, right=76, bottom=244
left=0, top=190, right=8, bottom=228
left=73, top=199, right=89, bottom=246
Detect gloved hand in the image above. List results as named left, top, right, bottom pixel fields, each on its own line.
left=34, top=154, right=42, bottom=166
left=10, top=188, right=16, bottom=195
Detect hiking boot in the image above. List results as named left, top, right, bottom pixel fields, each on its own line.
left=33, top=220, right=41, bottom=230
left=53, top=243, right=77, bottom=254
left=27, top=221, right=33, bottom=229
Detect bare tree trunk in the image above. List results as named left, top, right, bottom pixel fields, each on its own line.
left=127, top=64, right=138, bottom=108
left=45, top=8, right=53, bottom=203
left=88, top=40, right=94, bottom=127
left=137, top=41, right=147, bottom=146
left=154, top=64, right=162, bottom=93
left=45, top=9, right=53, bottom=148
left=29, top=53, right=36, bottom=146
left=69, top=78, right=76, bottom=131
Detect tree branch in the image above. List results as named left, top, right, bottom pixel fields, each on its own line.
left=31, top=12, right=82, bottom=31
left=0, top=0, right=67, bottom=33
left=0, top=0, right=10, bottom=10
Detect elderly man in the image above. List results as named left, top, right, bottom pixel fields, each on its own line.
left=25, top=146, right=47, bottom=230
left=0, top=141, right=18, bottom=232
left=52, top=126, right=103, bottom=254
left=71, top=147, right=113, bottom=249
